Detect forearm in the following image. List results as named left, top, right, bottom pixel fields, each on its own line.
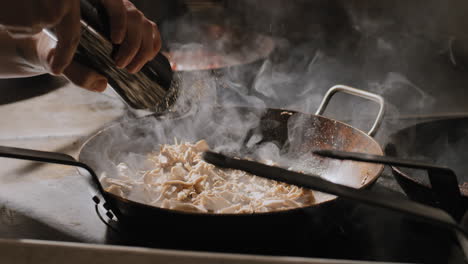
left=0, top=30, right=46, bottom=78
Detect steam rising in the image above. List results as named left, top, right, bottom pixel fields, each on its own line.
left=83, top=1, right=466, bottom=208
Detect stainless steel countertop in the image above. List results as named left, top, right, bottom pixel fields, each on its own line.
left=0, top=82, right=125, bottom=243
left=0, top=76, right=464, bottom=263
left=0, top=239, right=393, bottom=264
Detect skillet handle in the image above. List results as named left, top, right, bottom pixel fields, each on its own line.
left=315, top=85, right=385, bottom=137
left=0, top=145, right=108, bottom=203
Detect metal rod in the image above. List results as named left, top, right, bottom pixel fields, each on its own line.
left=314, top=150, right=452, bottom=171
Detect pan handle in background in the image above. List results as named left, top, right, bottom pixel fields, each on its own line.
left=314, top=149, right=466, bottom=222
left=315, top=85, right=385, bottom=137
left=313, top=149, right=468, bottom=258
left=0, top=145, right=111, bottom=210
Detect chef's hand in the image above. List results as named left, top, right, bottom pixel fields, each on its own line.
left=0, top=0, right=161, bottom=92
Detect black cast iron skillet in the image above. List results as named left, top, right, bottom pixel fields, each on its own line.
left=385, top=118, right=468, bottom=220
left=0, top=86, right=384, bottom=251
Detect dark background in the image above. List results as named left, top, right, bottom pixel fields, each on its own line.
left=2, top=0, right=468, bottom=130
left=128, top=0, right=468, bottom=134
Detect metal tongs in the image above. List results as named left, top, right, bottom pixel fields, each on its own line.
left=203, top=150, right=468, bottom=259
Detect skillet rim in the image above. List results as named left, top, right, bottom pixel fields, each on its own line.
left=78, top=106, right=384, bottom=217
